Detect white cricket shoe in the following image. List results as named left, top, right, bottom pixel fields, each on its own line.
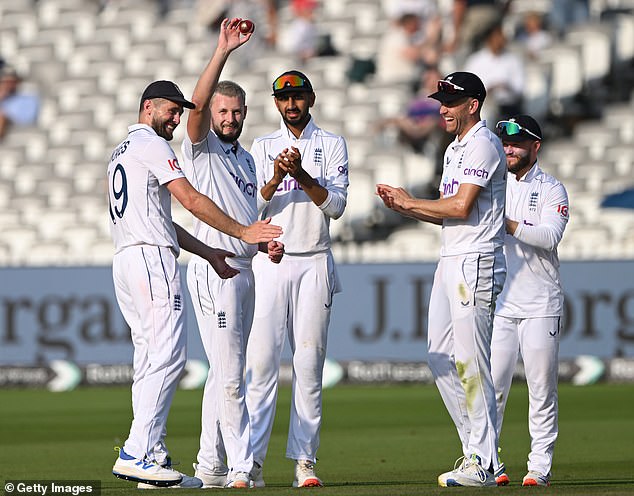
left=522, top=471, right=551, bottom=486
left=438, top=456, right=466, bottom=487
left=293, top=460, right=323, bottom=488
left=112, top=449, right=182, bottom=487
left=193, top=463, right=228, bottom=488
left=438, top=454, right=496, bottom=487
left=137, top=473, right=203, bottom=489
left=225, top=471, right=251, bottom=488
left=250, top=462, right=266, bottom=488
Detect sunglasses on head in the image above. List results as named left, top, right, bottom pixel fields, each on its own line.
left=273, top=74, right=308, bottom=91
left=496, top=121, right=542, bottom=141
left=437, top=79, right=465, bottom=94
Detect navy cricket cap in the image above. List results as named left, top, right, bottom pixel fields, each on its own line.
left=140, top=80, right=195, bottom=109
left=496, top=115, right=543, bottom=142
left=271, top=70, right=313, bottom=96
left=428, top=71, right=487, bottom=104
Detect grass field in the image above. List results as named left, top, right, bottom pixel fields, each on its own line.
left=1, top=383, right=633, bottom=495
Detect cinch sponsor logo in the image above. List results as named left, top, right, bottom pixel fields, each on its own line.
left=276, top=176, right=324, bottom=192
left=229, top=171, right=256, bottom=198
left=463, top=167, right=488, bottom=179
left=277, top=177, right=303, bottom=192
left=443, top=178, right=459, bottom=196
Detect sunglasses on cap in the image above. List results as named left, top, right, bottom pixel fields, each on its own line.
left=496, top=120, right=542, bottom=141
left=437, top=79, right=465, bottom=93
left=273, top=74, right=309, bottom=91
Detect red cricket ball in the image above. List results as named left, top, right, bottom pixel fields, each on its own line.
left=239, top=19, right=255, bottom=34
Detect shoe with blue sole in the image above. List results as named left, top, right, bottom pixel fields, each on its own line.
left=112, top=448, right=182, bottom=487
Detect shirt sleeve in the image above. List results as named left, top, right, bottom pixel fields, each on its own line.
left=459, top=136, right=501, bottom=188
left=251, top=138, right=270, bottom=215
left=319, top=135, right=349, bottom=219
left=514, top=182, right=569, bottom=250
left=144, top=136, right=185, bottom=185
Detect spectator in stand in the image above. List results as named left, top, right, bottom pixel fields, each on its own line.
left=464, top=21, right=524, bottom=125
left=548, top=0, right=589, bottom=38
left=446, top=0, right=512, bottom=65
left=375, top=6, right=442, bottom=86
left=285, top=0, right=319, bottom=64
left=516, top=11, right=553, bottom=60
left=374, top=67, right=448, bottom=154
left=0, top=65, right=40, bottom=140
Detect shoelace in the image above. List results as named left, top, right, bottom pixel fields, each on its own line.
left=463, top=455, right=488, bottom=483
left=452, top=455, right=466, bottom=471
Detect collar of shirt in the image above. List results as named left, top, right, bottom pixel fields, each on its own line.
left=516, top=162, right=542, bottom=182
left=450, top=120, right=487, bottom=149
left=128, top=123, right=157, bottom=136
left=215, top=134, right=241, bottom=157
left=279, top=115, right=317, bottom=144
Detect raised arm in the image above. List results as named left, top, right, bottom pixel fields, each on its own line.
left=187, top=18, right=252, bottom=144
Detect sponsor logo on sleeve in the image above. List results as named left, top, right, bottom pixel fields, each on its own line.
left=168, top=158, right=181, bottom=171
left=557, top=204, right=569, bottom=218
left=443, top=178, right=460, bottom=196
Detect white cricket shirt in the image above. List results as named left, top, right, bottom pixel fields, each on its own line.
left=107, top=124, right=184, bottom=255
left=251, top=117, right=349, bottom=255
left=181, top=131, right=258, bottom=266
left=439, top=121, right=507, bottom=257
left=496, top=162, right=569, bottom=318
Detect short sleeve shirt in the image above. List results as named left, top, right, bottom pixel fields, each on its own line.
left=181, top=131, right=258, bottom=261
left=439, top=121, right=507, bottom=256
left=107, top=124, right=184, bottom=254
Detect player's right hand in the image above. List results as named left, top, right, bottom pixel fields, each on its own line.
left=242, top=217, right=283, bottom=244
left=206, top=248, right=240, bottom=279
left=219, top=18, right=252, bottom=53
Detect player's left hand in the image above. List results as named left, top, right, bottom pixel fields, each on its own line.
left=266, top=240, right=285, bottom=264
left=206, top=248, right=240, bottom=279
left=376, top=183, right=412, bottom=212
left=278, top=146, right=303, bottom=177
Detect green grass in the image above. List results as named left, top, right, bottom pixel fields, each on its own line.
left=1, top=383, right=633, bottom=495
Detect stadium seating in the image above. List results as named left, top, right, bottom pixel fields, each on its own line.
left=0, top=0, right=633, bottom=265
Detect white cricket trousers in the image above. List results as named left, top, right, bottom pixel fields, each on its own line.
left=427, top=252, right=506, bottom=470
left=187, top=259, right=255, bottom=475
left=491, top=315, right=560, bottom=475
left=246, top=251, right=336, bottom=465
left=113, top=245, right=187, bottom=464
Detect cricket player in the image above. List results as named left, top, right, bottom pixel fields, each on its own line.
left=109, top=79, right=281, bottom=488
left=245, top=70, right=349, bottom=487
left=181, top=19, right=284, bottom=489
left=491, top=115, right=569, bottom=487
left=377, top=72, right=507, bottom=487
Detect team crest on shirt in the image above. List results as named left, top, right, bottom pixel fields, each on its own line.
left=217, top=311, right=227, bottom=329
left=314, top=148, right=323, bottom=167
left=245, top=155, right=255, bottom=175
left=529, top=192, right=539, bottom=211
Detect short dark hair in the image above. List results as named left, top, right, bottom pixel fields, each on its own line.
left=213, top=80, right=246, bottom=106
